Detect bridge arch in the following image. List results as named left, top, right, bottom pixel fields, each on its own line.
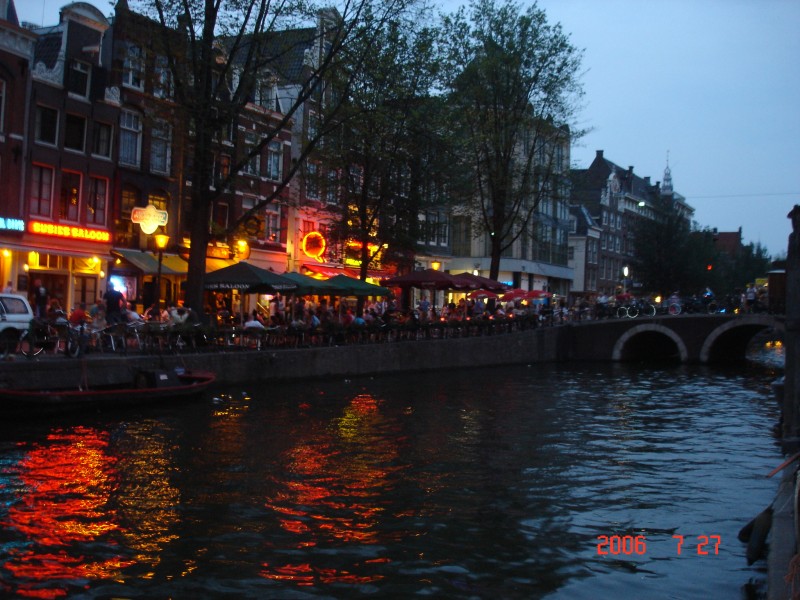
left=612, top=323, right=689, bottom=363
left=700, top=315, right=778, bottom=363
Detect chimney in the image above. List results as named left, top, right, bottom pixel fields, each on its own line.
left=595, top=150, right=604, bottom=159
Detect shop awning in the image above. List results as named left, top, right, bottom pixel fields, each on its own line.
left=161, top=255, right=188, bottom=275
left=112, top=248, right=182, bottom=275
left=206, top=258, right=237, bottom=272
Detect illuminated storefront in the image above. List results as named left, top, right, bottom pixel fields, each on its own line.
left=0, top=217, right=111, bottom=310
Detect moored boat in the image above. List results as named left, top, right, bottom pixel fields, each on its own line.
left=0, top=369, right=216, bottom=417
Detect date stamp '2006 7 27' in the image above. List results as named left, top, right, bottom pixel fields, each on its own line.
left=596, top=535, right=722, bottom=556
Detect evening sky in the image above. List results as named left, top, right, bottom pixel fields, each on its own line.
left=18, top=0, right=800, bottom=257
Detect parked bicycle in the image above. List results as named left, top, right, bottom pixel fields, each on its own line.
left=616, top=299, right=657, bottom=319
left=19, top=315, right=81, bottom=358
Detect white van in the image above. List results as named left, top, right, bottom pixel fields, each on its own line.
left=0, top=293, right=35, bottom=357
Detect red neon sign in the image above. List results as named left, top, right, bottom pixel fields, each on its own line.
left=29, top=221, right=111, bottom=243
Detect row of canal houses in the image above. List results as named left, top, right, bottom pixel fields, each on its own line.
left=0, top=0, right=690, bottom=314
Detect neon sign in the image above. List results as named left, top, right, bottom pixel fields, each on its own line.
left=30, top=221, right=111, bottom=243
left=301, top=231, right=326, bottom=263
left=131, top=205, right=169, bottom=234
left=0, top=217, right=24, bottom=232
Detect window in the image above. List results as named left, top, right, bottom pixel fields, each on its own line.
left=153, top=55, right=172, bottom=99
left=92, top=122, right=112, bottom=158
left=119, top=110, right=142, bottom=166
left=212, top=202, right=228, bottom=230
left=64, top=114, right=86, bottom=152
left=568, top=246, right=575, bottom=260
left=67, top=60, right=90, bottom=97
left=348, top=165, right=362, bottom=194
left=265, top=205, right=280, bottom=242
left=325, top=169, right=338, bottom=204
left=150, top=119, right=172, bottom=174
left=35, top=106, right=58, bottom=145
left=451, top=215, right=471, bottom=256
left=266, top=141, right=282, bottom=181
left=569, top=217, right=576, bottom=233
left=305, top=162, right=319, bottom=200
left=120, top=185, right=139, bottom=218
left=30, top=165, right=53, bottom=217
left=87, top=177, right=107, bottom=225
left=437, top=213, right=449, bottom=246
left=59, top=170, right=81, bottom=221
left=241, top=137, right=260, bottom=176
left=122, top=44, right=144, bottom=89
left=307, top=111, right=319, bottom=144
left=215, top=154, right=231, bottom=187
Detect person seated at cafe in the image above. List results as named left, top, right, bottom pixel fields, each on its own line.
left=144, top=302, right=168, bottom=322
left=68, top=302, right=90, bottom=325
left=124, top=302, right=144, bottom=322
left=169, top=304, right=190, bottom=326
left=47, top=299, right=65, bottom=321
left=243, top=309, right=266, bottom=330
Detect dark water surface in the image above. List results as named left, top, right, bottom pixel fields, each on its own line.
left=0, top=349, right=784, bottom=599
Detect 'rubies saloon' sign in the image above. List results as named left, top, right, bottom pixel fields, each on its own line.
left=29, top=221, right=111, bottom=243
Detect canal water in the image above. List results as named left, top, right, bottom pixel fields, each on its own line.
left=0, top=343, right=784, bottom=599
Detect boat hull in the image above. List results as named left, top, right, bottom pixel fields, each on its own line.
left=0, top=370, right=216, bottom=417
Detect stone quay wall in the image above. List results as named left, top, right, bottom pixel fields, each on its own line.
left=0, top=326, right=567, bottom=390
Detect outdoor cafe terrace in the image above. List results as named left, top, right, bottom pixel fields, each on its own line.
left=61, top=266, right=566, bottom=355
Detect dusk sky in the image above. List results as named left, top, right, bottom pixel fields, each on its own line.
left=18, top=0, right=800, bottom=258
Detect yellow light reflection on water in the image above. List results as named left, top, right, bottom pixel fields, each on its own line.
left=260, top=392, right=399, bottom=586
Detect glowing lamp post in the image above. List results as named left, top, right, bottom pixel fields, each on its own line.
left=154, top=234, right=170, bottom=307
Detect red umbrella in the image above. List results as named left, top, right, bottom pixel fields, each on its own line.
left=467, top=289, right=498, bottom=299
left=500, top=289, right=529, bottom=302
left=451, top=272, right=508, bottom=292
left=524, top=290, right=553, bottom=299
left=383, top=269, right=476, bottom=291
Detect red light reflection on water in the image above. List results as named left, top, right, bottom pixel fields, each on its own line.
left=0, top=426, right=132, bottom=599
left=261, top=393, right=399, bottom=587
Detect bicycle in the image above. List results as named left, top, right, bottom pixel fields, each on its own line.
left=19, top=317, right=80, bottom=358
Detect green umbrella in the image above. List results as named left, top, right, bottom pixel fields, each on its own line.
left=281, top=271, right=341, bottom=295
left=327, top=274, right=389, bottom=297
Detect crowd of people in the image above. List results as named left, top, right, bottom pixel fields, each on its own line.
left=13, top=277, right=774, bottom=352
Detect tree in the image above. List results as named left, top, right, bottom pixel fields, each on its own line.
left=438, top=0, right=583, bottom=280
left=315, top=4, right=440, bottom=284
left=633, top=193, right=774, bottom=300
left=129, top=0, right=414, bottom=314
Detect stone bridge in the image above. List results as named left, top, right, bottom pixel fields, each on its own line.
left=566, top=314, right=782, bottom=364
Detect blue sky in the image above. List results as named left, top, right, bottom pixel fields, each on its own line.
left=19, top=0, right=800, bottom=257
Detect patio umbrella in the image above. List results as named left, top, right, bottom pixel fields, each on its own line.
left=281, top=271, right=341, bottom=295
left=327, top=274, right=389, bottom=297
left=383, top=269, right=475, bottom=291
left=500, top=289, right=529, bottom=302
left=203, top=261, right=298, bottom=293
left=467, top=289, right=499, bottom=300
left=452, top=272, right=508, bottom=292
left=524, top=290, right=553, bottom=299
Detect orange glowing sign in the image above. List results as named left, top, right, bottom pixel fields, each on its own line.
left=30, top=221, right=111, bottom=243
left=301, top=231, right=327, bottom=262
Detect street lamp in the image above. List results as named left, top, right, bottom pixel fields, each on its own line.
left=154, top=233, right=170, bottom=307
left=622, top=265, right=630, bottom=293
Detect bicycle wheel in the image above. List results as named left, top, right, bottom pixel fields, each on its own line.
left=668, top=303, right=682, bottom=315
left=19, top=330, right=45, bottom=357
left=707, top=302, right=718, bottom=314
left=627, top=305, right=640, bottom=318
left=616, top=306, right=628, bottom=319
left=65, top=329, right=82, bottom=358
left=642, top=303, right=656, bottom=317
